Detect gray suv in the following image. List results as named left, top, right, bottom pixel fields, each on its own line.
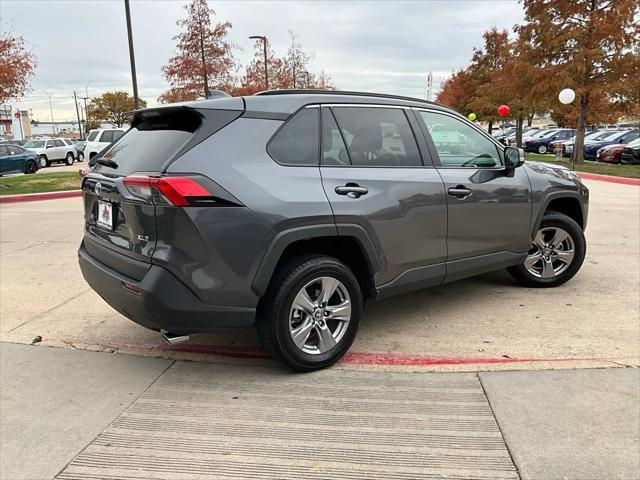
left=78, top=90, right=589, bottom=371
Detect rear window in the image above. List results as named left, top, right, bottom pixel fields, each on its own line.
left=268, top=108, right=319, bottom=166
left=93, top=110, right=201, bottom=175
left=87, top=131, right=99, bottom=141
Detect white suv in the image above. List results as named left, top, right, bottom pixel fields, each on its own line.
left=85, top=129, right=126, bottom=161
left=23, top=138, right=78, bottom=168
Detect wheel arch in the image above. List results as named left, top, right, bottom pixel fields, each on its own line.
left=252, top=224, right=379, bottom=301
left=532, top=192, right=585, bottom=241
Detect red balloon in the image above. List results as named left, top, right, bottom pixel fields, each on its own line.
left=498, top=104, right=510, bottom=116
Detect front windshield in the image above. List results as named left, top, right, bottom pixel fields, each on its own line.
left=24, top=140, right=45, bottom=148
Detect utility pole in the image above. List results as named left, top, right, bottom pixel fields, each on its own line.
left=249, top=35, right=269, bottom=90
left=73, top=91, right=83, bottom=139
left=83, top=82, right=90, bottom=133
left=124, top=0, right=140, bottom=109
left=43, top=90, right=56, bottom=135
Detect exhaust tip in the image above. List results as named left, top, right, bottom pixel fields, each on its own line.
left=161, top=330, right=191, bottom=345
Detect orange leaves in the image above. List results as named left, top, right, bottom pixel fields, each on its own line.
left=0, top=33, right=36, bottom=104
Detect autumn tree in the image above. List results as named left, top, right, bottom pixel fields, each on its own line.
left=233, top=31, right=335, bottom=95
left=159, top=0, right=236, bottom=103
left=88, top=91, right=147, bottom=127
left=518, top=0, right=640, bottom=163
left=0, top=32, right=36, bottom=104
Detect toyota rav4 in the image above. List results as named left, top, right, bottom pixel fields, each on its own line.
left=78, top=91, right=589, bottom=371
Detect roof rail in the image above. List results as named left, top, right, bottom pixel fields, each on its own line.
left=255, top=89, right=438, bottom=106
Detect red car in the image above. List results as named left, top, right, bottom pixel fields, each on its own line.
left=596, top=143, right=626, bottom=163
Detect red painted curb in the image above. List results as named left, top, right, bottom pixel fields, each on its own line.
left=577, top=172, right=640, bottom=186
left=0, top=190, right=82, bottom=204
left=156, top=342, right=597, bottom=366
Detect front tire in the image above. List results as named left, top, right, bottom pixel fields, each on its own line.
left=508, top=211, right=586, bottom=288
left=257, top=255, right=363, bottom=372
left=39, top=155, right=49, bottom=168
left=538, top=145, right=548, bottom=154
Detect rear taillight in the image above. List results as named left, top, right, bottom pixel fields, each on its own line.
left=123, top=175, right=213, bottom=206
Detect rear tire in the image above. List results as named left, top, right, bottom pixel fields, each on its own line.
left=508, top=211, right=586, bottom=288
left=257, top=255, right=363, bottom=372
left=25, top=160, right=37, bottom=174
left=65, top=152, right=74, bottom=165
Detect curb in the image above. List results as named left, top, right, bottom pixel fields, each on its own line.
left=577, top=172, right=640, bottom=186
left=0, top=190, right=82, bottom=204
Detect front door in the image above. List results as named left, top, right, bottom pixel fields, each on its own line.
left=414, top=109, right=532, bottom=281
left=319, top=106, right=447, bottom=291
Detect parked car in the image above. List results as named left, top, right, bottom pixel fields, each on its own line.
left=505, top=127, right=540, bottom=146
left=23, top=138, right=78, bottom=167
left=583, top=129, right=640, bottom=160
left=74, top=140, right=86, bottom=161
left=596, top=144, right=627, bottom=163
left=562, top=130, right=616, bottom=157
left=0, top=144, right=39, bottom=175
left=78, top=90, right=589, bottom=371
left=620, top=138, right=640, bottom=165
left=84, top=128, right=126, bottom=161
left=524, top=129, right=575, bottom=154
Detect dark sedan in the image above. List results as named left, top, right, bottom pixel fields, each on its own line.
left=524, top=129, right=575, bottom=154
left=583, top=129, right=639, bottom=160
left=0, top=144, right=39, bottom=175
left=620, top=138, right=640, bottom=165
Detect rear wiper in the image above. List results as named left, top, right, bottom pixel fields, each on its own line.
left=95, top=158, right=118, bottom=169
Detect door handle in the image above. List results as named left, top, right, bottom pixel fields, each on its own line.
left=335, top=184, right=369, bottom=198
left=447, top=186, right=473, bottom=199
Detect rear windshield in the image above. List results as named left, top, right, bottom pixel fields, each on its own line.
left=93, top=110, right=201, bottom=175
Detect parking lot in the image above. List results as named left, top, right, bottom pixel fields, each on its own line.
left=0, top=178, right=638, bottom=371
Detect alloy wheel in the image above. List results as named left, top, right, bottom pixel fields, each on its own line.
left=524, top=227, right=575, bottom=278
left=288, top=276, right=351, bottom=355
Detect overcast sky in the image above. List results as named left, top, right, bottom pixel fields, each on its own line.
left=1, top=0, right=524, bottom=122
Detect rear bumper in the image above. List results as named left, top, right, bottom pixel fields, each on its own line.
left=78, top=243, right=255, bottom=334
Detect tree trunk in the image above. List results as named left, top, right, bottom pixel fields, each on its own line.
left=571, top=93, right=590, bottom=166
left=527, top=112, right=534, bottom=127
left=516, top=116, right=524, bottom=148
left=488, top=121, right=493, bottom=134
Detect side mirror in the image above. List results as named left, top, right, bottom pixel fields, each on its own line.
left=47, top=145, right=53, bottom=149
left=504, top=146, right=525, bottom=176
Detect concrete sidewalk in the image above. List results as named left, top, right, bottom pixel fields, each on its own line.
left=1, top=342, right=638, bottom=480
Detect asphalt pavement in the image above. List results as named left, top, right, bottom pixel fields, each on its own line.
left=0, top=179, right=638, bottom=371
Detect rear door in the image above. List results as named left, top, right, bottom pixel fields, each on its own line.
left=319, top=105, right=447, bottom=289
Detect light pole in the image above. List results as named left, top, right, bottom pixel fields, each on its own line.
left=249, top=35, right=269, bottom=90
left=43, top=90, right=56, bottom=135
left=124, top=0, right=140, bottom=109
left=83, top=81, right=91, bottom=134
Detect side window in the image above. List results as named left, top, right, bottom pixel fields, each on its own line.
left=321, top=108, right=350, bottom=166
left=268, top=108, right=319, bottom=166
left=419, top=111, right=501, bottom=168
left=621, top=131, right=639, bottom=143
left=0, top=146, right=7, bottom=156
left=87, top=131, right=99, bottom=141
left=100, top=131, right=115, bottom=143
left=54, top=140, right=65, bottom=147
left=331, top=107, right=421, bottom=167
left=46, top=140, right=54, bottom=148
left=113, top=130, right=124, bottom=141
